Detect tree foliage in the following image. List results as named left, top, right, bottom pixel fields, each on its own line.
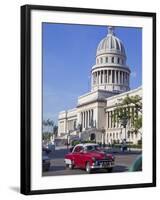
left=42, top=119, right=58, bottom=141
left=112, top=95, right=142, bottom=133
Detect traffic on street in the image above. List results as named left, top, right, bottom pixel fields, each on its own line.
left=42, top=143, right=142, bottom=176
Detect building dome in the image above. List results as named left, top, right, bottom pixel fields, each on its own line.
left=96, top=27, right=126, bottom=56
left=91, top=26, right=130, bottom=93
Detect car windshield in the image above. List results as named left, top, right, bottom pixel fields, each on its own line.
left=85, top=145, right=100, bottom=152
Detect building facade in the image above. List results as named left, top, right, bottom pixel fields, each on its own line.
left=58, top=27, right=142, bottom=145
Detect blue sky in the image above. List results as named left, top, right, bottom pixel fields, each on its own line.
left=42, top=23, right=142, bottom=124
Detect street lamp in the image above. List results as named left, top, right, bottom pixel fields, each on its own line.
left=77, top=123, right=82, bottom=139
left=101, top=127, right=105, bottom=147
left=67, top=131, right=70, bottom=149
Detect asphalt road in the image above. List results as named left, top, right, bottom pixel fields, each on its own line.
left=43, top=147, right=141, bottom=176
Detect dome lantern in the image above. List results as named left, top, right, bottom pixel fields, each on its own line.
left=108, top=26, right=115, bottom=35
left=91, top=26, right=130, bottom=93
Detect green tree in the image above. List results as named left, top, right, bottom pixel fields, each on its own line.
left=42, top=119, right=58, bottom=141
left=112, top=95, right=142, bottom=134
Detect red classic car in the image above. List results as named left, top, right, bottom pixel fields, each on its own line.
left=64, top=143, right=115, bottom=173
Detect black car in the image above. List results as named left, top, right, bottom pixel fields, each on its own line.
left=42, top=147, right=51, bottom=154
left=42, top=151, right=51, bottom=171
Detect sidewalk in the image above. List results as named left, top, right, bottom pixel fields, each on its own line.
left=104, top=147, right=142, bottom=154
left=55, top=145, right=68, bottom=150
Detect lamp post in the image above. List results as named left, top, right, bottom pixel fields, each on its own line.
left=67, top=131, right=70, bottom=150
left=101, top=127, right=105, bottom=147
left=77, top=123, right=82, bottom=141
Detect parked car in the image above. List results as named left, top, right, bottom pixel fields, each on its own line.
left=129, top=155, right=142, bottom=172
left=48, top=143, right=55, bottom=152
left=42, top=151, right=51, bottom=171
left=64, top=143, right=115, bottom=173
left=42, top=146, right=51, bottom=154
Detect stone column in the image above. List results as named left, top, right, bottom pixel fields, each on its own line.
left=118, top=71, right=120, bottom=84
left=106, top=111, right=109, bottom=128
left=85, top=111, right=87, bottom=128
left=97, top=71, right=99, bottom=85
left=104, top=70, right=106, bottom=83
left=88, top=111, right=90, bottom=128
left=91, top=109, right=93, bottom=127
left=111, top=70, right=112, bottom=83
left=115, top=70, right=117, bottom=84
left=120, top=71, right=121, bottom=84
left=81, top=112, right=83, bottom=129
left=106, top=70, right=108, bottom=83
left=87, top=111, right=88, bottom=128
left=103, top=70, right=105, bottom=84
left=109, top=111, right=111, bottom=128
left=122, top=72, right=124, bottom=84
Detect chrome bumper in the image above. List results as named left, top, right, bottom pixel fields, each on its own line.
left=91, top=161, right=114, bottom=169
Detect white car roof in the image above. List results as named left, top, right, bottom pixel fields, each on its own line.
left=75, top=143, right=98, bottom=147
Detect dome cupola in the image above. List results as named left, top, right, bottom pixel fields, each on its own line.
left=96, top=27, right=126, bottom=57
left=91, top=26, right=130, bottom=93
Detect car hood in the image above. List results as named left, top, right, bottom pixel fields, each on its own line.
left=85, top=151, right=112, bottom=160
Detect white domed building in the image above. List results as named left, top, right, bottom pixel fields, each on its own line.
left=92, top=26, right=130, bottom=93
left=58, top=27, right=142, bottom=145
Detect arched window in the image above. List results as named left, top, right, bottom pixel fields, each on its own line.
left=106, top=57, right=108, bottom=63
left=112, top=57, right=114, bottom=63
left=97, top=58, right=99, bottom=64
left=100, top=57, right=103, bottom=63
left=117, top=57, right=120, bottom=64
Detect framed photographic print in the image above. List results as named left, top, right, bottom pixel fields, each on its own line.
left=21, top=4, right=156, bottom=195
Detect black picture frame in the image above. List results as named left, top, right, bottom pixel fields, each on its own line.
left=21, top=4, right=156, bottom=195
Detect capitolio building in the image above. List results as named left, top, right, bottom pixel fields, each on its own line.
left=58, top=27, right=142, bottom=145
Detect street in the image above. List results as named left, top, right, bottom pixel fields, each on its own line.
left=43, top=147, right=142, bottom=176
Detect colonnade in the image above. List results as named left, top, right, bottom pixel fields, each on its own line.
left=92, top=70, right=129, bottom=86
left=106, top=106, right=138, bottom=129
left=81, top=109, right=94, bottom=129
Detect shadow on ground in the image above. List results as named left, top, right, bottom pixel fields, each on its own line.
left=9, top=186, right=20, bottom=193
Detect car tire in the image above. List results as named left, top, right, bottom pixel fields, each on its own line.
left=65, top=164, right=69, bottom=168
left=86, top=162, right=92, bottom=173
left=107, top=167, right=113, bottom=173
left=68, top=161, right=74, bottom=169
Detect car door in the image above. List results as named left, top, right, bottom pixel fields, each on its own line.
left=76, top=146, right=85, bottom=168
left=72, top=146, right=82, bottom=167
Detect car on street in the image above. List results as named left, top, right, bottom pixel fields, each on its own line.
left=42, top=146, right=51, bottom=154
left=64, top=143, right=115, bottom=173
left=129, top=155, right=142, bottom=172
left=48, top=143, right=55, bottom=152
left=42, top=143, right=55, bottom=154
left=42, top=151, right=51, bottom=171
